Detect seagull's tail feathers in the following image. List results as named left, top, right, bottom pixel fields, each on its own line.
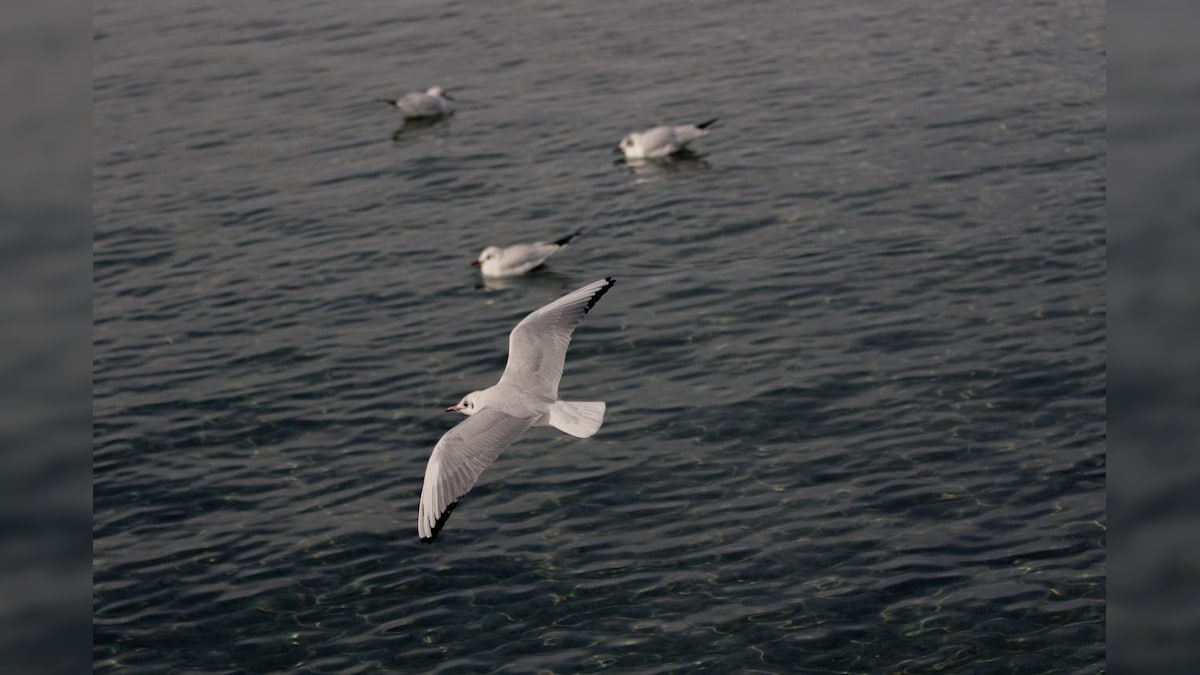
left=548, top=400, right=606, bottom=438
left=696, top=118, right=719, bottom=130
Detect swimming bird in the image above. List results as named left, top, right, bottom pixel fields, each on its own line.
left=473, top=231, right=581, bottom=278
left=380, top=86, right=454, bottom=118
left=417, top=277, right=616, bottom=542
left=615, top=118, right=718, bottom=160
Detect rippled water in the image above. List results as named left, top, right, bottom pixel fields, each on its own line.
left=94, top=0, right=1105, bottom=672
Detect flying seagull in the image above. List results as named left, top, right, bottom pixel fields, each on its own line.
left=417, top=277, right=616, bottom=542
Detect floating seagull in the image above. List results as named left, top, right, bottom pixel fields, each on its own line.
left=380, top=86, right=454, bottom=118
left=473, top=231, right=581, bottom=278
left=417, top=277, right=616, bottom=542
left=615, top=118, right=718, bottom=160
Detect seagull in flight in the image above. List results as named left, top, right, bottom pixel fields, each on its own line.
left=417, top=277, right=616, bottom=542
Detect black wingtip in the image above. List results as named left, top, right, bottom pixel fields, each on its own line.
left=696, top=118, right=719, bottom=129
left=419, top=501, right=459, bottom=543
left=554, top=230, right=584, bottom=247
left=583, top=277, right=616, bottom=315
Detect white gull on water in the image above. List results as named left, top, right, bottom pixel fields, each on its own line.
left=380, top=86, right=454, bottom=118
left=417, top=277, right=616, bottom=542
left=473, top=231, right=580, bottom=278
left=616, top=118, right=718, bottom=160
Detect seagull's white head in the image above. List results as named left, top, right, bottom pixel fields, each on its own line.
left=472, top=246, right=502, bottom=268
left=446, top=391, right=482, bottom=415
left=616, top=133, right=641, bottom=158
left=427, top=86, right=450, bottom=100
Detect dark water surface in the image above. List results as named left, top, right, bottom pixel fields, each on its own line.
left=94, top=0, right=1105, bottom=672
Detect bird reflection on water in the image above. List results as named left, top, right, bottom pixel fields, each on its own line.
left=391, top=115, right=452, bottom=142
left=617, top=149, right=712, bottom=182
left=475, top=267, right=575, bottom=292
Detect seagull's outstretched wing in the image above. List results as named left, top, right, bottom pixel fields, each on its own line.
left=499, top=277, right=615, bottom=399
left=418, top=409, right=536, bottom=543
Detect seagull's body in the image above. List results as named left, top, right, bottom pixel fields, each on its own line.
left=616, top=118, right=718, bottom=160
left=473, top=231, right=580, bottom=278
left=382, top=86, right=454, bottom=118
left=417, top=277, right=616, bottom=542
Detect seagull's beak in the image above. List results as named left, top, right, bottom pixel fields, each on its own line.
left=470, top=259, right=481, bottom=266
left=445, top=405, right=461, bottom=412
left=613, top=144, right=623, bottom=154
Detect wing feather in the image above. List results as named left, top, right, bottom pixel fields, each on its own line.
left=501, top=242, right=564, bottom=275
left=417, top=409, right=536, bottom=542
left=671, top=123, right=709, bottom=145
left=498, top=278, right=615, bottom=399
